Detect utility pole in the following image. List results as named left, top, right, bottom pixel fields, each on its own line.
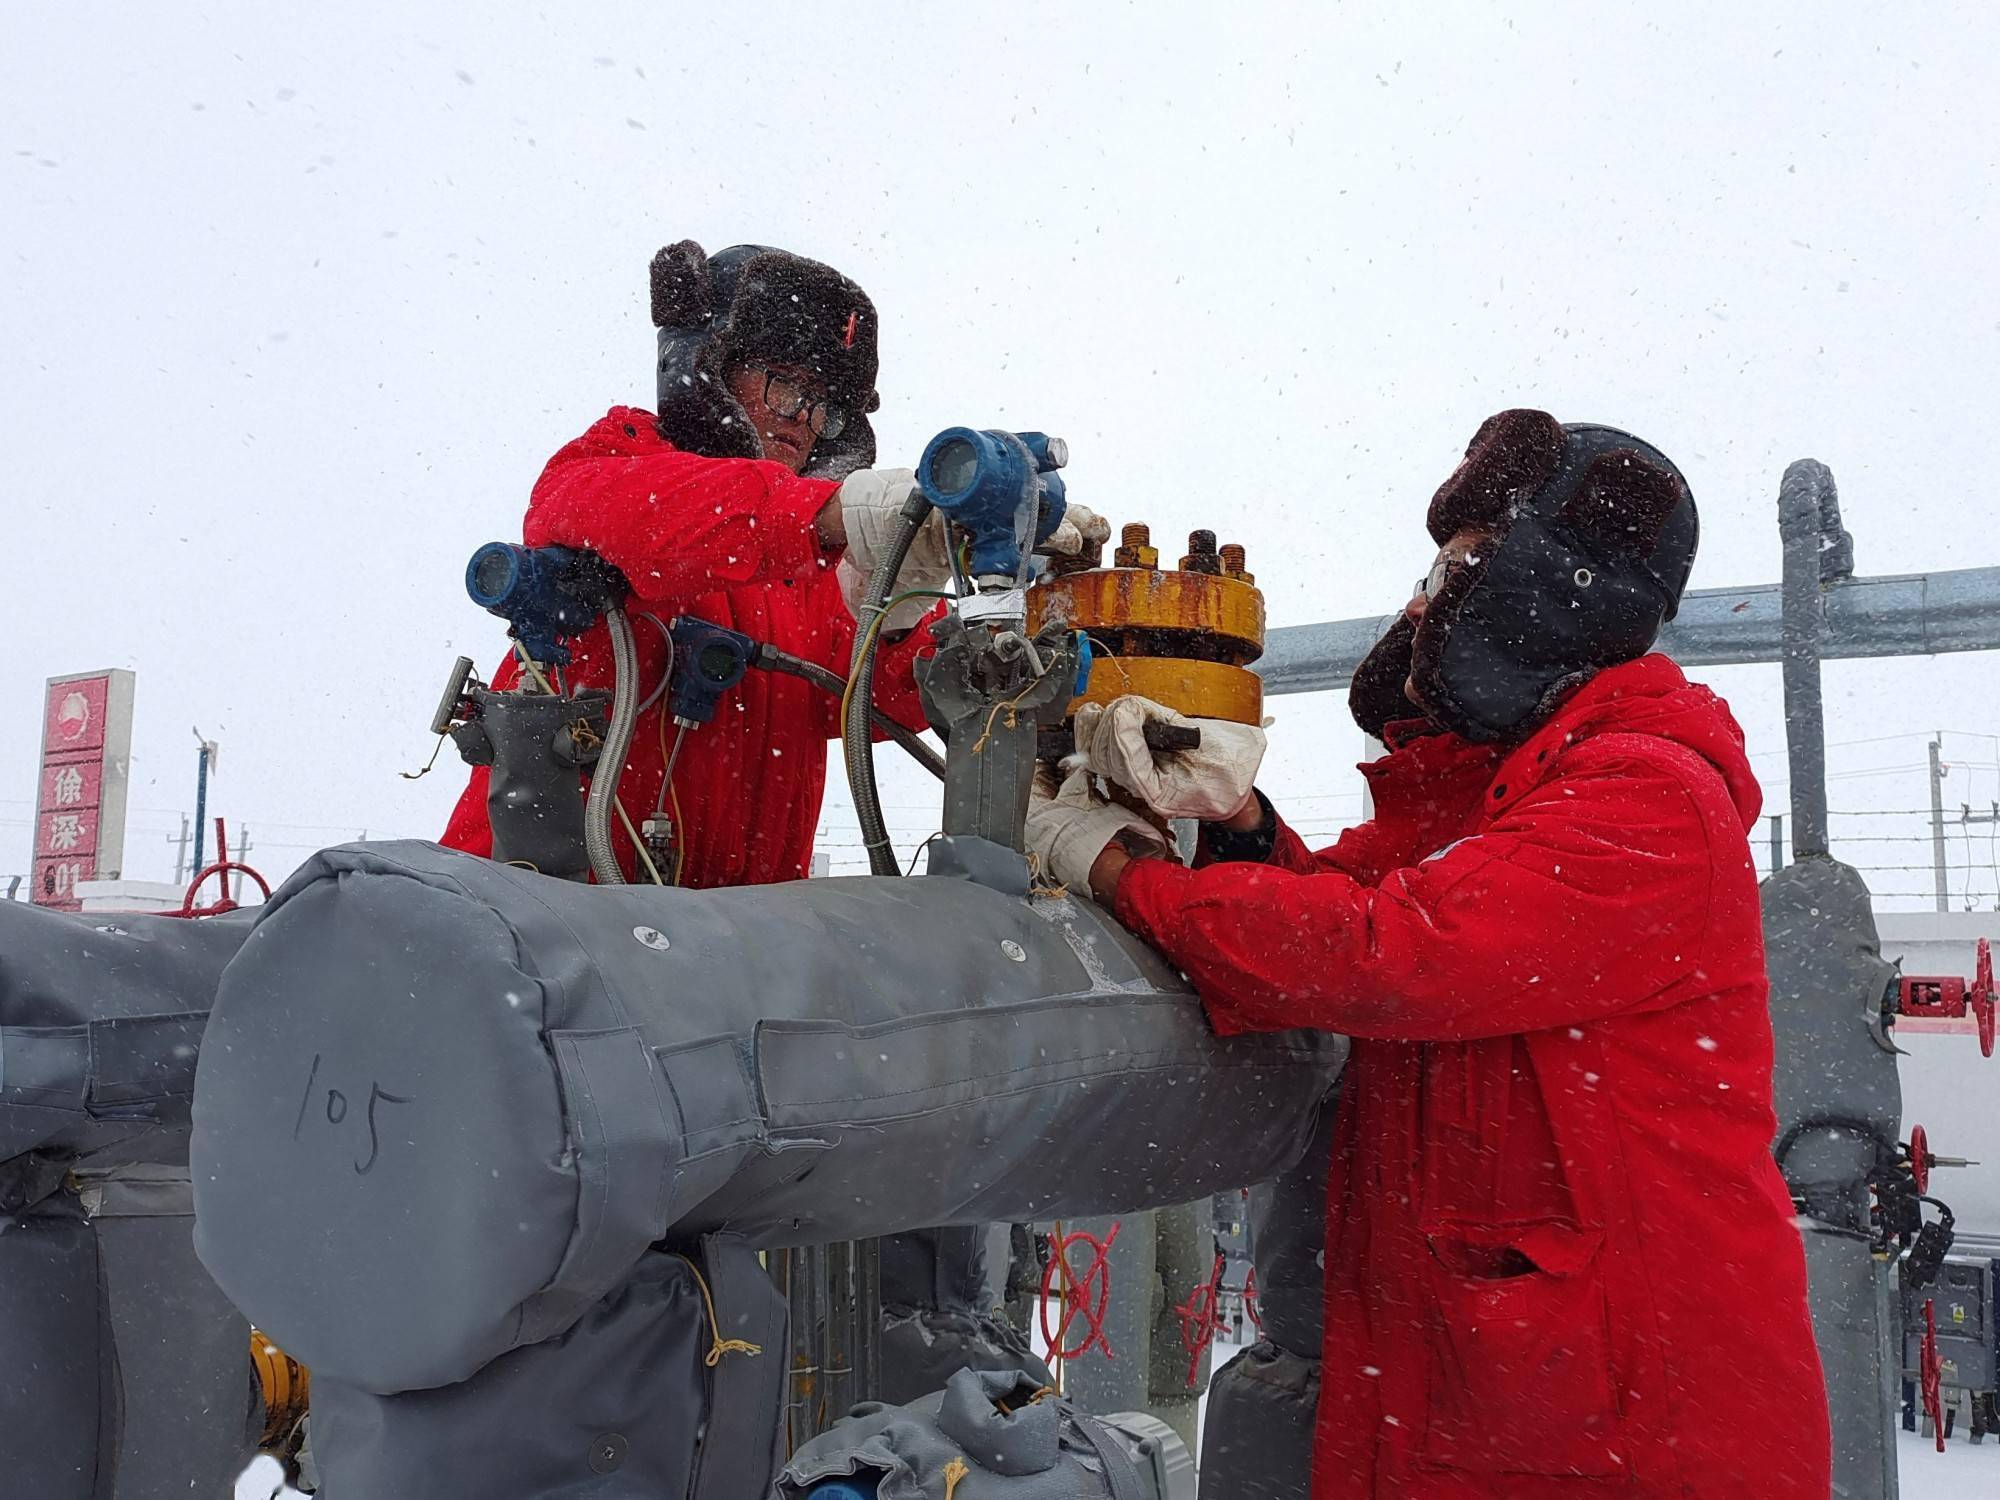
left=1930, top=738, right=1951, bottom=914
left=169, top=813, right=192, bottom=886
left=191, top=730, right=218, bottom=873
left=1767, top=813, right=1785, bottom=875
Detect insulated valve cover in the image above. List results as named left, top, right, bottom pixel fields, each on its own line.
left=190, top=841, right=1342, bottom=1395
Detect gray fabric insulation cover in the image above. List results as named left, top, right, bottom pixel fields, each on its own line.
left=778, top=1367, right=1146, bottom=1500
left=0, top=903, right=262, bottom=1500
left=308, top=1237, right=786, bottom=1500
left=1197, top=1343, right=1320, bottom=1500
left=191, top=841, right=1341, bottom=1396
left=0, top=901, right=254, bottom=1190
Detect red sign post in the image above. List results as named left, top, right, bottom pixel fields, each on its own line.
left=32, top=669, right=135, bottom=911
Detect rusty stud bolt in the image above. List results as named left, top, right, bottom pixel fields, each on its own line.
left=1181, top=529, right=1223, bottom=575
left=1219, top=543, right=1253, bottom=585
left=1115, top=521, right=1161, bottom=570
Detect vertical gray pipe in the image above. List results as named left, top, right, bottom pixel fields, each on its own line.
left=1777, top=460, right=1843, bottom=859
left=1929, top=739, right=1950, bottom=913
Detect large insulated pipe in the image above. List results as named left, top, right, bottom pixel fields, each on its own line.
left=190, top=841, right=1340, bottom=1397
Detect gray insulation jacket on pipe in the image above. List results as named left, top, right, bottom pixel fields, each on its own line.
left=188, top=841, right=1344, bottom=1395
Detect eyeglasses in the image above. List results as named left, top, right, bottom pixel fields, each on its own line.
left=752, top=366, right=848, bottom=440
left=1416, top=546, right=1487, bottom=602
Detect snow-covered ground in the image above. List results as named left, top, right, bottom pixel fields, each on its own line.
left=1897, top=1426, right=2000, bottom=1499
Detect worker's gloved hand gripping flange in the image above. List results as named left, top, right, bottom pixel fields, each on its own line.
left=1042, top=500, right=1111, bottom=560
left=835, top=467, right=954, bottom=631
left=1024, top=768, right=1170, bottom=893
left=1072, top=694, right=1266, bottom=822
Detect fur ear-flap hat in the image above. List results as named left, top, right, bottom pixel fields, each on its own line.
left=649, top=240, right=882, bottom=478
left=1349, top=409, right=1698, bottom=743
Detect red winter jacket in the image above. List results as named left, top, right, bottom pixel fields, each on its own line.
left=1116, top=655, right=1830, bottom=1498
left=441, top=407, right=936, bottom=887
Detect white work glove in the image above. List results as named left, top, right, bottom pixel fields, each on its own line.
left=1041, top=500, right=1112, bottom=560
left=1071, top=695, right=1267, bottom=822
left=834, top=467, right=955, bottom=633
left=1025, top=767, right=1172, bottom=895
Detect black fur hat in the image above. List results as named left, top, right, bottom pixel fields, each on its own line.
left=1350, top=409, right=1698, bottom=743
left=648, top=241, right=881, bottom=478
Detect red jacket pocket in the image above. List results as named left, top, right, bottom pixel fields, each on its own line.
left=1419, top=1219, right=1626, bottom=1477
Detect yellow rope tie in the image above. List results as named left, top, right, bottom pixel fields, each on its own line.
left=942, top=1456, right=970, bottom=1498
left=674, top=1256, right=763, bottom=1367
left=1025, top=850, right=1069, bottom=900
left=970, top=684, right=1041, bottom=756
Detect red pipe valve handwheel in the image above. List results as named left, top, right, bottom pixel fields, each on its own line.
left=1908, top=1124, right=1933, bottom=1195
left=1973, top=937, right=1995, bottom=1058
left=1921, top=1298, right=1945, bottom=1454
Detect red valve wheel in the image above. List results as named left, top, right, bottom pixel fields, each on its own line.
left=1921, top=1298, right=1944, bottom=1454
left=175, top=860, right=272, bottom=919
left=1974, top=937, right=1995, bottom=1059
left=1909, top=1125, right=1932, bottom=1195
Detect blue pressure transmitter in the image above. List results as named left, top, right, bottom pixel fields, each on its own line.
left=666, top=616, right=754, bottom=726
left=915, top=427, right=1070, bottom=580
left=466, top=543, right=628, bottom=666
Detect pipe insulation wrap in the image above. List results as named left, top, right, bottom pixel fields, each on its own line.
left=188, top=841, right=1343, bottom=1396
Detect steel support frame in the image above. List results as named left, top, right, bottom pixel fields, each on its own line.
left=1256, top=564, right=2000, bottom=697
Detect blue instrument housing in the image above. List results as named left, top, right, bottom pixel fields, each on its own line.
left=916, top=427, right=1069, bottom=581
left=667, top=616, right=755, bottom=725
left=465, top=542, right=626, bottom=666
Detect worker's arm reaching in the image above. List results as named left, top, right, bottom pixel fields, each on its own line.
left=523, top=407, right=953, bottom=609
left=1107, top=740, right=1714, bottom=1043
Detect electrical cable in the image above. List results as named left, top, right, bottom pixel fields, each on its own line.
left=838, top=588, right=950, bottom=765
left=583, top=608, right=641, bottom=885
left=634, top=612, right=677, bottom=719
left=756, top=646, right=946, bottom=780
left=653, top=715, right=691, bottom=887
left=841, top=492, right=944, bottom=877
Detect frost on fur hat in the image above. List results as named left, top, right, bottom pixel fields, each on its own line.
left=648, top=240, right=880, bottom=477
left=1427, top=407, right=1689, bottom=567
left=1382, top=408, right=1699, bottom=743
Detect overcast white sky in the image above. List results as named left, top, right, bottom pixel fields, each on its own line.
left=7, top=2, right=1998, bottom=908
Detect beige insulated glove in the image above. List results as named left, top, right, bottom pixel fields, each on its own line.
left=1041, top=500, right=1112, bottom=561
left=1025, top=768, right=1170, bottom=894
left=1071, top=695, right=1267, bottom=822
left=833, top=467, right=955, bottom=632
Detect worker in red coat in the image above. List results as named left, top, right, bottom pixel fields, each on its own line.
left=443, top=240, right=1005, bottom=886
left=440, top=240, right=1092, bottom=1422
left=1028, top=409, right=1831, bottom=1497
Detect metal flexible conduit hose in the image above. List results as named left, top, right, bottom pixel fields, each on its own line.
left=758, top=647, right=946, bottom=781
left=584, top=605, right=642, bottom=885
left=843, top=496, right=933, bottom=877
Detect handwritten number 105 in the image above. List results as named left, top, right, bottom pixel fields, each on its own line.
left=293, top=1053, right=413, bottom=1176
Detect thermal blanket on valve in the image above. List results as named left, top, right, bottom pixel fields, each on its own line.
left=190, top=840, right=1343, bottom=1395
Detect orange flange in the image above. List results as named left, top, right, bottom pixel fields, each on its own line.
left=252, top=1328, right=311, bottom=1449
left=1028, top=570, right=1265, bottom=663
left=1072, top=654, right=1264, bottom=725
left=1029, top=524, right=1267, bottom=726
